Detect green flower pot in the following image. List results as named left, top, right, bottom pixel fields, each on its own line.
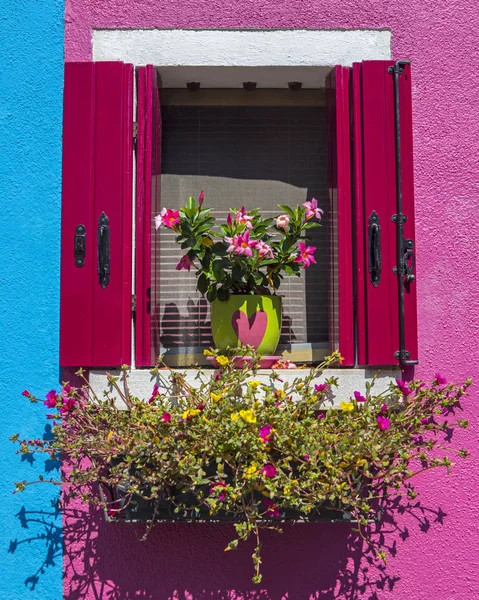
left=210, top=295, right=282, bottom=355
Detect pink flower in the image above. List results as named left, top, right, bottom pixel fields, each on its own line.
left=396, top=379, right=412, bottom=396
left=227, top=213, right=233, bottom=226
left=210, top=482, right=227, bottom=500
left=303, top=198, right=324, bottom=221
left=317, top=412, right=325, bottom=420
left=435, top=373, right=447, bottom=385
left=264, top=498, right=280, bottom=517
left=148, top=384, right=160, bottom=404
left=22, top=390, right=30, bottom=397
left=272, top=360, right=297, bottom=369
left=44, top=390, right=58, bottom=408
left=276, top=214, right=290, bottom=229
left=197, top=403, right=205, bottom=411
left=294, top=242, right=317, bottom=269
left=420, top=417, right=429, bottom=425
left=259, top=424, right=273, bottom=443
left=199, top=190, right=205, bottom=207
left=161, top=412, right=172, bottom=423
left=235, top=206, right=253, bottom=229
left=354, top=391, right=366, bottom=403
left=224, top=231, right=253, bottom=257
left=377, top=415, right=391, bottom=431
left=155, top=208, right=180, bottom=229
left=315, top=383, right=328, bottom=393
left=304, top=454, right=310, bottom=461
left=60, top=396, right=76, bottom=414
left=251, top=240, right=274, bottom=259
left=380, top=404, right=388, bottom=413
left=176, top=255, right=192, bottom=271
left=261, top=464, right=277, bottom=478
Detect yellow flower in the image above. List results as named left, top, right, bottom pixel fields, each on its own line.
left=201, top=237, right=213, bottom=247
left=202, top=415, right=210, bottom=423
left=210, top=392, right=223, bottom=402
left=274, top=389, right=286, bottom=400
left=340, top=401, right=354, bottom=412
left=245, top=463, right=258, bottom=479
left=247, top=380, right=261, bottom=390
left=203, top=348, right=215, bottom=356
left=230, top=412, right=240, bottom=421
left=283, top=486, right=291, bottom=495
left=182, top=408, right=201, bottom=419
left=296, top=382, right=304, bottom=391
left=216, top=355, right=229, bottom=366
left=239, top=409, right=257, bottom=423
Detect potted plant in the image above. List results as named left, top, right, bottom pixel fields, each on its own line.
left=154, top=192, right=323, bottom=356
left=13, top=350, right=470, bottom=583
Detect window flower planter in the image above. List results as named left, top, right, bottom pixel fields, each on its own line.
left=13, top=351, right=470, bottom=583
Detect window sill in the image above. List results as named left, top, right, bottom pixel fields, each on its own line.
left=89, top=367, right=400, bottom=410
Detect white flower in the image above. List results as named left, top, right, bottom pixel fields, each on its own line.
left=276, top=214, right=290, bottom=229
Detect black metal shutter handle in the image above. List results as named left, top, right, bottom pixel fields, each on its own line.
left=74, top=225, right=86, bottom=267
left=97, top=212, right=110, bottom=289
left=368, top=210, right=381, bottom=288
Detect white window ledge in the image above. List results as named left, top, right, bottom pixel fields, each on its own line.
left=89, top=368, right=399, bottom=410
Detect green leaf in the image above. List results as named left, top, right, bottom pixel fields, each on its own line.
left=212, top=242, right=227, bottom=256
left=197, top=273, right=208, bottom=295
left=206, top=287, right=217, bottom=302
left=277, top=205, right=295, bottom=218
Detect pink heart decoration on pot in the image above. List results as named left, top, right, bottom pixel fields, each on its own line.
left=231, top=310, right=268, bottom=348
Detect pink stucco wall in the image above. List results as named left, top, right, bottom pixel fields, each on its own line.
left=64, top=2, right=479, bottom=599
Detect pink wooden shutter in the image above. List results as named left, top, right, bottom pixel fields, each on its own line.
left=135, top=65, right=161, bottom=366
left=352, top=61, right=418, bottom=366
left=60, top=62, right=133, bottom=367
left=326, top=66, right=355, bottom=366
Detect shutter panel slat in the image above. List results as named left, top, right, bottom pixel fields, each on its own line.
left=135, top=65, right=161, bottom=366
left=353, top=61, right=418, bottom=366
left=60, top=62, right=133, bottom=367
left=327, top=66, right=355, bottom=366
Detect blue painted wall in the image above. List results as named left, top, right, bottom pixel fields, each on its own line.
left=0, top=1, right=64, bottom=598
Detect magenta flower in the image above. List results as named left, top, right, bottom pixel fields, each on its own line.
left=354, top=391, right=367, bottom=403
left=264, top=498, right=280, bottom=517
left=318, top=412, right=325, bottom=420
left=251, top=239, right=274, bottom=259
left=396, top=379, right=412, bottom=397
left=380, top=404, right=388, bottom=413
left=226, top=213, right=233, bottom=226
left=210, top=482, right=227, bottom=500
left=22, top=390, right=30, bottom=397
left=176, top=254, right=192, bottom=271
left=197, top=403, right=205, bottom=411
left=435, top=373, right=447, bottom=385
left=377, top=415, right=391, bottom=431
left=235, top=206, right=253, bottom=229
left=155, top=208, right=180, bottom=229
left=60, top=396, right=76, bottom=414
left=420, top=417, right=430, bottom=425
left=304, top=454, right=310, bottom=461
left=303, top=198, right=324, bottom=221
left=259, top=424, right=273, bottom=443
left=199, top=190, right=205, bottom=206
left=224, top=231, right=253, bottom=257
left=44, top=390, right=58, bottom=408
left=261, top=464, right=277, bottom=478
left=148, top=384, right=160, bottom=404
left=161, top=412, right=172, bottom=423
left=315, top=383, right=329, bottom=393
left=294, top=242, right=317, bottom=269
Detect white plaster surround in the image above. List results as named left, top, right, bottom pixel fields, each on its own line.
left=90, top=28, right=395, bottom=389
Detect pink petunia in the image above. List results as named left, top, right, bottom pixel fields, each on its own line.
left=235, top=206, right=253, bottom=229
left=22, top=390, right=30, bottom=397
left=380, top=404, right=388, bottom=413
left=251, top=239, right=274, bottom=259
left=224, top=231, right=253, bottom=257
left=261, top=464, right=277, bottom=478
left=377, top=415, right=391, bottom=431
left=176, top=255, right=192, bottom=271
left=315, top=383, right=328, bottom=393
left=395, top=379, right=412, bottom=397
left=60, top=396, right=76, bottom=414
left=148, top=384, right=160, bottom=404
left=44, top=390, right=58, bottom=408
left=156, top=208, right=180, bottom=229
left=294, top=242, right=317, bottom=269
left=303, top=198, right=324, bottom=221
left=161, top=412, right=172, bottom=423
left=435, top=373, right=447, bottom=385
left=354, top=391, right=367, bottom=403
left=264, top=498, right=280, bottom=517
left=210, top=482, right=227, bottom=500
left=259, top=424, right=273, bottom=443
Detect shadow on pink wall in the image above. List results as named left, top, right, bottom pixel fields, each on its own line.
left=62, top=497, right=446, bottom=599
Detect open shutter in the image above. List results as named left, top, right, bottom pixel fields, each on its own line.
left=326, top=66, right=355, bottom=366
left=135, top=65, right=161, bottom=367
left=60, top=62, right=133, bottom=367
left=352, top=61, right=418, bottom=366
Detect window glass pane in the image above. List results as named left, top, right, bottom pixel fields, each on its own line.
left=152, top=97, right=329, bottom=365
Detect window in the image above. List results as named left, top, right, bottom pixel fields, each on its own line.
left=60, top=60, right=417, bottom=369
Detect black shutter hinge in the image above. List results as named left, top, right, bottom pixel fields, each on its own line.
left=391, top=213, right=416, bottom=283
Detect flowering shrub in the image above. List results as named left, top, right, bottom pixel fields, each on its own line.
left=12, top=350, right=470, bottom=583
left=155, top=191, right=323, bottom=301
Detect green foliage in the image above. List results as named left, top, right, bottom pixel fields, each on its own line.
left=12, top=350, right=471, bottom=583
